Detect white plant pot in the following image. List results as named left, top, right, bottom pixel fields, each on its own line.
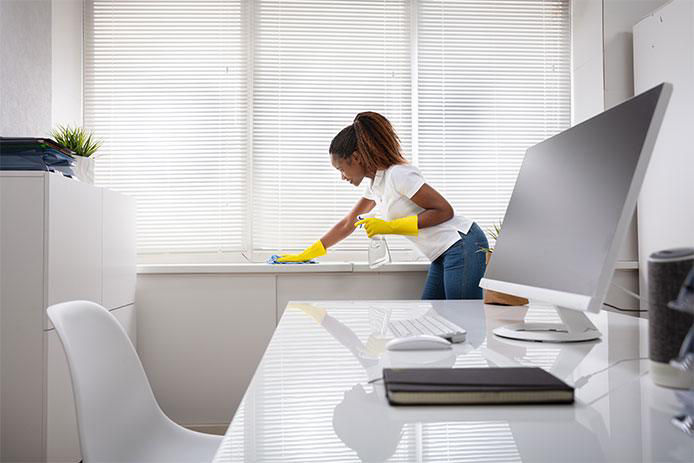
left=72, top=156, right=95, bottom=184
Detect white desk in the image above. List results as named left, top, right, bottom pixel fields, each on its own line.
left=213, top=300, right=694, bottom=462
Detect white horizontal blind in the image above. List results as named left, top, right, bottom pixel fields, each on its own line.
left=417, top=0, right=571, bottom=242
left=84, top=0, right=570, bottom=261
left=252, top=0, right=412, bottom=252
left=85, top=0, right=246, bottom=255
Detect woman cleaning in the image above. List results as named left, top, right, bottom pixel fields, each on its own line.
left=278, top=111, right=488, bottom=299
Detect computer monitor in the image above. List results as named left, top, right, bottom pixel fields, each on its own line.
left=480, top=83, right=672, bottom=342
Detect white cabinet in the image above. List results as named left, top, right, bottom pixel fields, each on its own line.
left=0, top=172, right=136, bottom=462
left=102, top=188, right=137, bottom=309
left=46, top=174, right=103, bottom=312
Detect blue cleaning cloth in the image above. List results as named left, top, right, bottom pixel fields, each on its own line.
left=267, top=255, right=317, bottom=265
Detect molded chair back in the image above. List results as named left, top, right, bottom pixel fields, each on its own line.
left=47, top=300, right=221, bottom=463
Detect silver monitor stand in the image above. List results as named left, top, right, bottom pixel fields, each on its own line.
left=492, top=306, right=601, bottom=343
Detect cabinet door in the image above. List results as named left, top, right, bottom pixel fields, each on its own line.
left=0, top=174, right=46, bottom=463
left=46, top=304, right=136, bottom=462
left=46, top=175, right=102, bottom=318
left=46, top=329, right=81, bottom=463
left=102, top=188, right=136, bottom=309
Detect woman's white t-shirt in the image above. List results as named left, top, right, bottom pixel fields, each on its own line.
left=362, top=164, right=473, bottom=261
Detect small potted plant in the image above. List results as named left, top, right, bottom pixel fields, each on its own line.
left=50, top=125, right=102, bottom=184
left=479, top=222, right=529, bottom=306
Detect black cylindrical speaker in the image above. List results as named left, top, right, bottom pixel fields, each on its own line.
left=648, top=248, right=694, bottom=388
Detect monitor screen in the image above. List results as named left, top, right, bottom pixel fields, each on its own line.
left=482, top=83, right=671, bottom=312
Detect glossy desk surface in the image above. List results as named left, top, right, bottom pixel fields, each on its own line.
left=213, top=300, right=694, bottom=462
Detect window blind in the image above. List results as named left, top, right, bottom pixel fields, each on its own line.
left=85, top=0, right=247, bottom=255
left=251, top=0, right=412, bottom=253
left=417, top=0, right=571, bottom=241
left=84, top=0, right=571, bottom=261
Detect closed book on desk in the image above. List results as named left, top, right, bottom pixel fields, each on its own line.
left=384, top=367, right=574, bottom=405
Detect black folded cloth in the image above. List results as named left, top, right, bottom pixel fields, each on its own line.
left=0, top=137, right=75, bottom=176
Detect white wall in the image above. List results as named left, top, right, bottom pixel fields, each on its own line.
left=0, top=0, right=52, bottom=136
left=0, top=0, right=82, bottom=135
left=633, top=0, right=694, bottom=303
left=51, top=0, right=83, bottom=127
left=572, top=0, right=604, bottom=125
left=603, top=0, right=671, bottom=110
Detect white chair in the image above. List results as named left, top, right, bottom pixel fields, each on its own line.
left=47, top=300, right=222, bottom=463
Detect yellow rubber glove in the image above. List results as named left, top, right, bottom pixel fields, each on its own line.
left=276, top=240, right=326, bottom=263
left=354, top=215, right=418, bottom=238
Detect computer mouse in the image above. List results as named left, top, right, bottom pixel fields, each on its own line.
left=385, top=334, right=452, bottom=351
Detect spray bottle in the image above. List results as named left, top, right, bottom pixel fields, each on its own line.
left=357, top=212, right=392, bottom=269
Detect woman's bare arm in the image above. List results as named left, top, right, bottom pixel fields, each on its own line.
left=320, top=197, right=376, bottom=248
left=409, top=183, right=455, bottom=229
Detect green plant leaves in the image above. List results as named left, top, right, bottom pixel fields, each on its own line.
left=482, top=221, right=503, bottom=253
left=50, top=125, right=102, bottom=158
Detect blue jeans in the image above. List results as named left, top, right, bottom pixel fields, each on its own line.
left=421, top=222, right=488, bottom=300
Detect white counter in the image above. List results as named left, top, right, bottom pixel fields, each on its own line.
left=212, top=300, right=694, bottom=462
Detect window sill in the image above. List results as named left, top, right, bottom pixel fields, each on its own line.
left=136, top=261, right=638, bottom=275
left=137, top=261, right=430, bottom=275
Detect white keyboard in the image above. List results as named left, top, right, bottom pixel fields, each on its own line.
left=388, top=314, right=467, bottom=343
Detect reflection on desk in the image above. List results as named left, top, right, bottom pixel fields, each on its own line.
left=213, top=300, right=694, bottom=463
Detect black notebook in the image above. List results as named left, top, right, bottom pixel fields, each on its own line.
left=383, top=367, right=574, bottom=406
